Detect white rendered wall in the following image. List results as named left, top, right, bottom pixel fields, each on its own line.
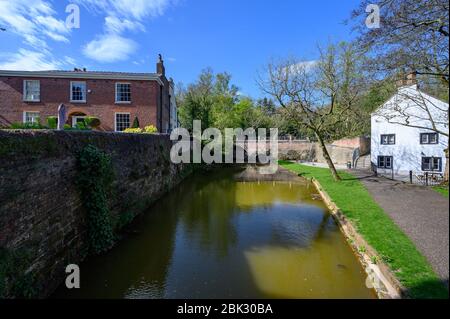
left=371, top=86, right=448, bottom=176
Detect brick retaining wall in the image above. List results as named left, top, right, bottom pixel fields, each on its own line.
left=0, top=130, right=190, bottom=297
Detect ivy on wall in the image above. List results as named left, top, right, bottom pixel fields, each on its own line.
left=76, top=145, right=115, bottom=254
left=0, top=248, right=37, bottom=298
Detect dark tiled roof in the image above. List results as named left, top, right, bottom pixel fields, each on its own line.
left=45, top=70, right=159, bottom=77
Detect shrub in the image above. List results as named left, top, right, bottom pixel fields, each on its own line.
left=47, top=116, right=58, bottom=129
left=143, top=125, right=158, bottom=134
left=123, top=125, right=158, bottom=134
left=64, top=122, right=91, bottom=131
left=123, top=128, right=143, bottom=134
left=85, top=117, right=101, bottom=129
left=132, top=117, right=140, bottom=128
left=10, top=121, right=46, bottom=130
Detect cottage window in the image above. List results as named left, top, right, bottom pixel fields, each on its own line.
left=420, top=133, right=439, bottom=145
left=23, top=111, right=40, bottom=124
left=115, top=113, right=130, bottom=132
left=378, top=156, right=393, bottom=169
left=422, top=157, right=442, bottom=172
left=23, top=80, right=40, bottom=102
left=381, top=134, right=395, bottom=145
left=115, top=83, right=131, bottom=103
left=71, top=82, right=87, bottom=102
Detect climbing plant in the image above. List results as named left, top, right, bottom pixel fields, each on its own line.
left=76, top=145, right=115, bottom=254
left=0, top=248, right=37, bottom=298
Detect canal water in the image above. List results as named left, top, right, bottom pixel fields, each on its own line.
left=53, top=168, right=375, bottom=299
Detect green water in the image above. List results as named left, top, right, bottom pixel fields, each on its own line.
left=53, top=168, right=375, bottom=299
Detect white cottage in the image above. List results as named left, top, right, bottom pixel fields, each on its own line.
left=371, top=80, right=449, bottom=180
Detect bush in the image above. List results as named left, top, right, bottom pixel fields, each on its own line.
left=123, top=125, right=158, bottom=134
left=10, top=121, right=46, bottom=130
left=85, top=117, right=101, bottom=129
left=143, top=125, right=157, bottom=134
left=123, top=128, right=143, bottom=134
left=132, top=117, right=140, bottom=128
left=64, top=122, right=91, bottom=131
left=47, top=116, right=58, bottom=129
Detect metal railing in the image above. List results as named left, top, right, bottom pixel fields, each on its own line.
left=409, top=171, right=444, bottom=186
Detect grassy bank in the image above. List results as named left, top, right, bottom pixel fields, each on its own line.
left=433, top=186, right=449, bottom=197
left=280, top=161, right=448, bottom=299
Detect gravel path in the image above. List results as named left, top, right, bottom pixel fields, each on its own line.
left=351, top=169, right=449, bottom=287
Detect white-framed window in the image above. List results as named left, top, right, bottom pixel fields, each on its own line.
left=115, top=83, right=131, bottom=103
left=70, top=81, right=87, bottom=102
left=23, top=80, right=40, bottom=102
left=115, top=113, right=130, bottom=132
left=420, top=133, right=439, bottom=145
left=23, top=111, right=40, bottom=124
left=378, top=156, right=393, bottom=169
left=422, top=157, right=442, bottom=172
left=381, top=134, right=395, bottom=145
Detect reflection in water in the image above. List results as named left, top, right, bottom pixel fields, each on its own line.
left=52, top=168, right=375, bottom=299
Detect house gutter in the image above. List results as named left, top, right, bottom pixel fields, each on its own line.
left=0, top=70, right=164, bottom=86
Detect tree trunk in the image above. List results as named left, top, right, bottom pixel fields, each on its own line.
left=315, top=132, right=341, bottom=181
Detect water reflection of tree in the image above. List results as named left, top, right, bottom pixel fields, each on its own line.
left=177, top=172, right=239, bottom=259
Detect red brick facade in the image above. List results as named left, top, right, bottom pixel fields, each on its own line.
left=0, top=61, right=173, bottom=132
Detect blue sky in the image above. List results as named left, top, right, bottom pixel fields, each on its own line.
left=0, top=0, right=361, bottom=97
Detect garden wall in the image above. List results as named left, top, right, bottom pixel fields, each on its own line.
left=0, top=130, right=191, bottom=298
left=277, top=140, right=356, bottom=165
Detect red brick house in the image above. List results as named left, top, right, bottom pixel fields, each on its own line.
left=0, top=56, right=176, bottom=133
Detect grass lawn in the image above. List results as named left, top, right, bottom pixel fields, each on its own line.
left=433, top=186, right=449, bottom=197
left=280, top=161, right=448, bottom=299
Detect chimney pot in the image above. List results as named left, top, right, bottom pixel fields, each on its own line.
left=157, top=54, right=165, bottom=76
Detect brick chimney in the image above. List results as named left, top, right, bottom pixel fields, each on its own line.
left=157, top=54, right=165, bottom=76
left=406, top=71, right=417, bottom=85
left=396, top=71, right=417, bottom=87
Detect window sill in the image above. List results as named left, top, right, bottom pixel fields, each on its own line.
left=23, top=100, right=40, bottom=103
left=115, top=101, right=132, bottom=105
left=70, top=100, right=87, bottom=104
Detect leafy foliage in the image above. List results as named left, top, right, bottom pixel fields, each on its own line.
left=0, top=248, right=37, bottom=298
left=76, top=145, right=115, bottom=254
left=47, top=116, right=58, bottom=129
left=132, top=116, right=140, bottom=128
left=123, top=125, right=158, bottom=134
left=10, top=121, right=46, bottom=130
left=177, top=69, right=287, bottom=135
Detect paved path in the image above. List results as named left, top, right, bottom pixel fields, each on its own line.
left=350, top=169, right=449, bottom=287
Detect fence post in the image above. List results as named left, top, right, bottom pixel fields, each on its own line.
left=409, top=171, right=413, bottom=184
left=425, top=172, right=429, bottom=186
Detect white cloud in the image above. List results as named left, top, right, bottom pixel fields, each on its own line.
left=0, top=49, right=63, bottom=71
left=83, top=34, right=137, bottom=63
left=285, top=60, right=318, bottom=76
left=0, top=0, right=71, bottom=49
left=74, top=0, right=173, bottom=20
left=34, top=15, right=70, bottom=34
left=104, top=16, right=145, bottom=33
left=43, top=30, right=69, bottom=43
left=75, top=0, right=176, bottom=63
left=64, top=56, right=77, bottom=66
left=110, top=0, right=172, bottom=20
